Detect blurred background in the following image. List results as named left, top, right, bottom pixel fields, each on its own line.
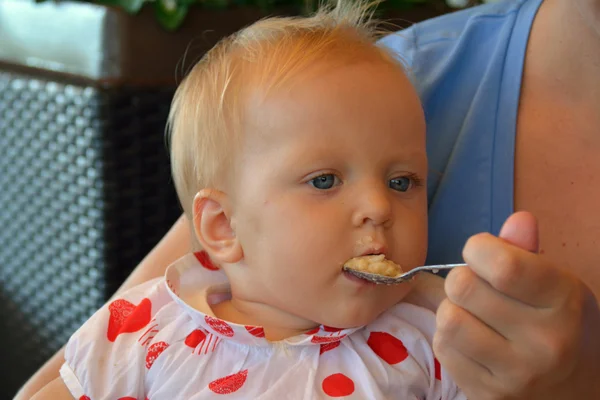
left=0, top=0, right=489, bottom=397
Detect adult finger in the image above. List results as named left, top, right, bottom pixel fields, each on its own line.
left=444, top=266, right=537, bottom=339
left=462, top=232, right=572, bottom=308
left=432, top=341, right=495, bottom=400
left=435, top=297, right=513, bottom=375
left=498, top=211, right=539, bottom=253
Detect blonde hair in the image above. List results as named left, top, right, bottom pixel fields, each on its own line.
left=167, top=0, right=401, bottom=217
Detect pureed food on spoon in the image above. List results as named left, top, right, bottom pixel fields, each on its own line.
left=344, top=254, right=403, bottom=277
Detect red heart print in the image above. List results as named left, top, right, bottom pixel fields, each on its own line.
left=107, top=298, right=152, bottom=342
left=205, top=315, right=234, bottom=337
left=117, top=397, right=137, bottom=400
left=208, top=369, right=248, bottom=394
left=367, top=331, right=408, bottom=365
left=244, top=325, right=265, bottom=338
left=434, top=358, right=441, bottom=380
left=79, top=396, right=90, bottom=400
left=194, top=251, right=219, bottom=271
left=185, top=329, right=207, bottom=348
left=320, top=341, right=341, bottom=355
left=322, top=373, right=355, bottom=397
left=146, top=341, right=169, bottom=369
left=311, top=334, right=346, bottom=344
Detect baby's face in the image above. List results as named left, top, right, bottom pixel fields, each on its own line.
left=226, top=60, right=428, bottom=329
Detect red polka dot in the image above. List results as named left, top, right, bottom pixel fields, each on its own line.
left=367, top=331, right=408, bottom=364
left=245, top=325, right=265, bottom=338
left=205, top=315, right=234, bottom=337
left=305, top=327, right=320, bottom=335
left=434, top=358, right=441, bottom=380
left=209, top=369, right=248, bottom=394
left=320, top=340, right=341, bottom=355
left=322, top=373, right=355, bottom=397
left=194, top=250, right=219, bottom=271
left=107, top=298, right=152, bottom=342
left=79, top=396, right=90, bottom=400
left=311, top=334, right=346, bottom=344
left=322, top=326, right=343, bottom=332
left=117, top=398, right=137, bottom=400
left=146, top=341, right=169, bottom=369
left=185, top=329, right=207, bottom=348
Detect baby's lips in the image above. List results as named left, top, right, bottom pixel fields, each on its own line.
left=359, top=247, right=387, bottom=257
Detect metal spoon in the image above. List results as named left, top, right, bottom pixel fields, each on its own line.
left=342, top=263, right=467, bottom=285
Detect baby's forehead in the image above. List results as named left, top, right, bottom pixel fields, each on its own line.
left=240, top=62, right=419, bottom=149
left=237, top=52, right=405, bottom=121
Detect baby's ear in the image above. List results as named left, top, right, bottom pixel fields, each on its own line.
left=192, top=189, right=243, bottom=265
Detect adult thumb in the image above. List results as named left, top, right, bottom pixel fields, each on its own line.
left=498, top=211, right=539, bottom=253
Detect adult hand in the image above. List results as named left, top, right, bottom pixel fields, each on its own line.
left=433, top=211, right=600, bottom=399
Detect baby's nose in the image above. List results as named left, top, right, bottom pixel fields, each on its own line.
left=351, top=185, right=392, bottom=227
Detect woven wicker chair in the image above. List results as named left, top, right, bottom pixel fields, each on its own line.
left=0, top=68, right=182, bottom=399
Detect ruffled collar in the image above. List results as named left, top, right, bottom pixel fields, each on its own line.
left=164, top=252, right=361, bottom=346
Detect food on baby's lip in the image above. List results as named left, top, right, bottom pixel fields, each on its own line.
left=344, top=255, right=403, bottom=277
left=356, top=236, right=373, bottom=246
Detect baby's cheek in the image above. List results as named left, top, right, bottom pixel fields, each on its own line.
left=384, top=283, right=414, bottom=306
left=396, top=229, right=428, bottom=266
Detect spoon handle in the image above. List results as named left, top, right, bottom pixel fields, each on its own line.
left=402, top=263, right=467, bottom=279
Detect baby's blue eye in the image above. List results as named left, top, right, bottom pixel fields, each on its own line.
left=389, top=177, right=412, bottom=192
left=309, top=174, right=339, bottom=190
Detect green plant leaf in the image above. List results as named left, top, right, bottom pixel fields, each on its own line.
left=153, top=0, right=190, bottom=31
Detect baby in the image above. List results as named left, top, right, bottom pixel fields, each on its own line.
left=35, top=1, right=465, bottom=399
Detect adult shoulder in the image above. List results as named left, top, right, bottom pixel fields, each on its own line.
left=379, top=0, right=533, bottom=99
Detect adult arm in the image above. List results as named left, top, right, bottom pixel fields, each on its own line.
left=434, top=212, right=600, bottom=399
left=14, top=214, right=193, bottom=400
left=29, top=378, right=74, bottom=400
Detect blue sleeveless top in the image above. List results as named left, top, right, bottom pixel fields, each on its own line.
left=380, top=0, right=544, bottom=264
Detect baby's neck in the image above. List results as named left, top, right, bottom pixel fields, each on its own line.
left=211, top=299, right=319, bottom=341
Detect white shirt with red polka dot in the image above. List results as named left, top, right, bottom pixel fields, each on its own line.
left=60, top=252, right=466, bottom=400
